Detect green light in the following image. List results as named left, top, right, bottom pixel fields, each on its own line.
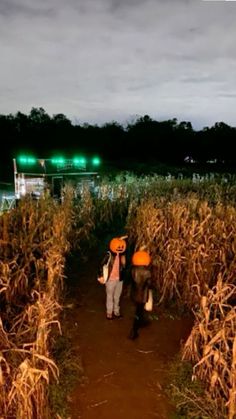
left=51, top=157, right=65, bottom=165
left=73, top=157, right=86, bottom=166
left=92, top=157, right=100, bottom=166
left=18, top=156, right=36, bottom=164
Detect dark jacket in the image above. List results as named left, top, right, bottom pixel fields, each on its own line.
left=131, top=265, right=152, bottom=304
left=98, top=251, right=126, bottom=281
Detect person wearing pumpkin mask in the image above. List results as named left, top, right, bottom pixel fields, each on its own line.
left=129, top=249, right=152, bottom=340
left=99, top=236, right=127, bottom=320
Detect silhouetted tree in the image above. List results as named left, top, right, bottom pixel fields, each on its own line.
left=1, top=108, right=236, bottom=181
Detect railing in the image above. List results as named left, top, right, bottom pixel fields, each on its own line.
left=0, top=194, right=16, bottom=214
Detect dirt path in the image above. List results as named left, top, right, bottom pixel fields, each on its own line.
left=64, top=247, right=193, bottom=419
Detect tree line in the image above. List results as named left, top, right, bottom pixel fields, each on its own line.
left=0, top=107, right=236, bottom=180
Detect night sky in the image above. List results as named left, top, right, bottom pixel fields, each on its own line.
left=0, top=0, right=236, bottom=129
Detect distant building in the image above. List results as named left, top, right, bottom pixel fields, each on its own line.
left=184, top=156, right=196, bottom=164
left=13, top=156, right=101, bottom=199
left=206, top=159, right=217, bottom=164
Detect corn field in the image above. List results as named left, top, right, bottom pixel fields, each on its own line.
left=1, top=175, right=236, bottom=418
left=0, top=185, right=96, bottom=418
left=122, top=176, right=236, bottom=419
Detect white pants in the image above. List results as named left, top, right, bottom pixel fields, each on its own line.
left=105, top=280, right=123, bottom=316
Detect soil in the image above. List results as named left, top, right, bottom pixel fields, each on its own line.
left=63, top=245, right=193, bottom=419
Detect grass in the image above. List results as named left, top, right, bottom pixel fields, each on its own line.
left=49, top=335, right=85, bottom=418
left=166, top=354, right=226, bottom=419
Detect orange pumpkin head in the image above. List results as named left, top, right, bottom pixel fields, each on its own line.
left=132, top=250, right=151, bottom=266
left=109, top=237, right=127, bottom=254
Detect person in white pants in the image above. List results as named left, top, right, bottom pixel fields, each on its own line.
left=105, top=276, right=123, bottom=319
left=98, top=236, right=127, bottom=320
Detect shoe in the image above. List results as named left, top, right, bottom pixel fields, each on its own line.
left=114, top=314, right=123, bottom=319
left=106, top=313, right=113, bottom=320
left=128, top=329, right=139, bottom=340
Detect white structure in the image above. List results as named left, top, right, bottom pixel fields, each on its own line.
left=13, top=157, right=100, bottom=199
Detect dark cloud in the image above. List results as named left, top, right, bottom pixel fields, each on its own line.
left=219, top=93, right=236, bottom=98
left=108, top=0, right=145, bottom=13
left=181, top=76, right=215, bottom=84
left=0, top=0, right=235, bottom=128
left=0, top=0, right=55, bottom=18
